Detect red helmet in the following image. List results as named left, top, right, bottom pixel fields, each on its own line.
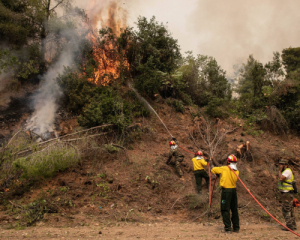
left=196, top=150, right=203, bottom=156
left=227, top=154, right=237, bottom=163
left=169, top=140, right=176, bottom=146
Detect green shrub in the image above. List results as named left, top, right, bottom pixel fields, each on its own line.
left=172, top=99, right=184, bottom=112
left=77, top=93, right=132, bottom=129
left=205, top=97, right=229, bottom=118
left=13, top=143, right=79, bottom=179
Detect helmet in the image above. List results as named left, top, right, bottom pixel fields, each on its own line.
left=279, top=159, right=288, bottom=165
left=169, top=140, right=176, bottom=146
left=196, top=150, right=203, bottom=156
left=227, top=154, right=237, bottom=163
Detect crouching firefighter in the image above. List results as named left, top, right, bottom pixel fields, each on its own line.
left=278, top=158, right=297, bottom=231
left=191, top=150, right=210, bottom=194
left=166, top=138, right=185, bottom=180
left=211, top=154, right=240, bottom=233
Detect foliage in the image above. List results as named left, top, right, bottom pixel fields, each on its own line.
left=13, top=143, right=79, bottom=179
left=205, top=97, right=229, bottom=118
left=0, top=0, right=85, bottom=81
left=119, top=16, right=181, bottom=96
left=282, top=47, right=300, bottom=75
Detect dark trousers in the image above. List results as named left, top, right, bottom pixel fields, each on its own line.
left=281, top=192, right=297, bottom=229
left=194, top=170, right=209, bottom=193
left=221, top=188, right=239, bottom=231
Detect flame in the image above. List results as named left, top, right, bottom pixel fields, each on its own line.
left=86, top=0, right=128, bottom=85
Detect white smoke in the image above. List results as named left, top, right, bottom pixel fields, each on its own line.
left=26, top=23, right=85, bottom=136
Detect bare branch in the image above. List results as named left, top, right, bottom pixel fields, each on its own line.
left=50, top=0, right=64, bottom=11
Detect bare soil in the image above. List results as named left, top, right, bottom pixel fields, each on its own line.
left=0, top=221, right=298, bottom=239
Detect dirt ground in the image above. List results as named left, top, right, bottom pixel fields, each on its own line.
left=0, top=221, right=299, bottom=240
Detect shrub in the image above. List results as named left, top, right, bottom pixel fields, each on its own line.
left=77, top=93, right=132, bottom=129
left=172, top=99, right=184, bottom=112
left=205, top=97, right=229, bottom=118
left=13, top=143, right=80, bottom=179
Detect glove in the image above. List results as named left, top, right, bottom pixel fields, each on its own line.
left=172, top=137, right=177, bottom=141
left=216, top=174, right=220, bottom=178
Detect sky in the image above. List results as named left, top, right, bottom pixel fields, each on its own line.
left=73, top=0, right=300, bottom=75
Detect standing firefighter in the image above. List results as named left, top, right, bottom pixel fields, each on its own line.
left=211, top=154, right=240, bottom=233
left=191, top=150, right=209, bottom=194
left=278, top=159, right=297, bottom=230
left=166, top=138, right=185, bottom=180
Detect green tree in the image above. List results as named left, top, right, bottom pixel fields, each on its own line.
left=282, top=47, right=300, bottom=75
left=120, top=16, right=181, bottom=96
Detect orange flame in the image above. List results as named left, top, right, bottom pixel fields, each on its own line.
left=86, top=0, right=128, bottom=85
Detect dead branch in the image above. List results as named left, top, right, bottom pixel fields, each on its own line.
left=111, top=144, right=129, bottom=161
left=59, top=124, right=113, bottom=139
left=196, top=117, right=237, bottom=166
left=2, top=129, right=23, bottom=152
left=193, top=209, right=209, bottom=221
left=9, top=200, right=24, bottom=210
left=29, top=130, right=45, bottom=141
left=62, top=131, right=114, bottom=142
left=171, top=197, right=184, bottom=209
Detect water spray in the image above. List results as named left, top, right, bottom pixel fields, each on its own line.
left=128, top=82, right=174, bottom=138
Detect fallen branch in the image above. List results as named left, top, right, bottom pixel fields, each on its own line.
left=111, top=144, right=129, bottom=161
left=59, top=124, right=113, bottom=139
left=2, top=129, right=23, bottom=152
left=193, top=209, right=209, bottom=221
left=62, top=131, right=114, bottom=142
left=171, top=197, right=183, bottom=209
left=9, top=200, right=24, bottom=210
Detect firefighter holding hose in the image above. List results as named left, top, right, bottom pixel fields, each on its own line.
left=191, top=150, right=210, bottom=194
left=166, top=137, right=185, bottom=180
left=211, top=154, right=240, bottom=233
left=278, top=159, right=297, bottom=231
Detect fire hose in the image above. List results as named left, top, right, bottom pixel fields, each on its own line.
left=178, top=146, right=300, bottom=237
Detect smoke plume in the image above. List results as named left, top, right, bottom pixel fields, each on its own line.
left=109, top=0, right=300, bottom=74
left=26, top=25, right=85, bottom=135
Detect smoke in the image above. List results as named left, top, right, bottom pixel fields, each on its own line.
left=105, top=0, right=300, bottom=75
left=26, top=23, right=85, bottom=135
left=77, top=0, right=127, bottom=35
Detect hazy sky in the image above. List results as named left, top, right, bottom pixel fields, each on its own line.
left=73, top=0, right=300, bottom=75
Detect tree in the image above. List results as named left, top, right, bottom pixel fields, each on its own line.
left=120, top=16, right=181, bottom=95
left=0, top=0, right=75, bottom=81
left=282, top=47, right=300, bottom=75
left=237, top=55, right=266, bottom=98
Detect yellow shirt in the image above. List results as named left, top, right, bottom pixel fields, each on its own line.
left=211, top=166, right=239, bottom=188
left=191, top=157, right=207, bottom=171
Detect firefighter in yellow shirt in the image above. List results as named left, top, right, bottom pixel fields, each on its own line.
left=211, top=154, right=239, bottom=233
left=191, top=150, right=209, bottom=194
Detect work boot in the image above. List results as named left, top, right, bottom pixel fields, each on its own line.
left=281, top=226, right=296, bottom=231
left=221, top=229, right=232, bottom=234
left=233, top=229, right=239, bottom=233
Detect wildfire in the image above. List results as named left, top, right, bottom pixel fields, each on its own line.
left=86, top=0, right=128, bottom=86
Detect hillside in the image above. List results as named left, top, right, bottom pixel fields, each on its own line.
left=1, top=96, right=300, bottom=239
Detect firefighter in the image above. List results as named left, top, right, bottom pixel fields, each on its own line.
left=166, top=137, right=185, bottom=180
left=211, top=154, right=239, bottom=233
left=191, top=150, right=209, bottom=194
left=278, top=159, right=297, bottom=230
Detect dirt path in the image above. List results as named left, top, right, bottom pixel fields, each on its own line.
left=0, top=221, right=299, bottom=240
